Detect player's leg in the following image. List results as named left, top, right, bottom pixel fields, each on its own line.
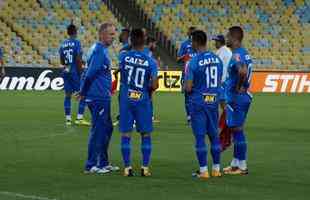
left=224, top=94, right=252, bottom=175
left=184, top=93, right=191, bottom=124
left=84, top=101, right=109, bottom=174
left=119, top=100, right=134, bottom=176
left=140, top=132, right=152, bottom=176
left=73, top=77, right=90, bottom=126
left=190, top=104, right=209, bottom=179
left=206, top=109, right=222, bottom=177
left=97, top=100, right=119, bottom=172
left=64, top=92, right=72, bottom=125
left=135, top=101, right=153, bottom=176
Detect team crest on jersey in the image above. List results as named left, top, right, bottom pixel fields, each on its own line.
left=234, top=53, right=241, bottom=62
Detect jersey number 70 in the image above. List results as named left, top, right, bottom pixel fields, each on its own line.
left=125, top=65, right=146, bottom=89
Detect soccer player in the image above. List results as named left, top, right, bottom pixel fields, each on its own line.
left=184, top=30, right=223, bottom=179
left=119, top=28, right=130, bottom=52
left=0, top=46, right=5, bottom=79
left=177, top=26, right=197, bottom=124
left=79, top=23, right=119, bottom=174
left=119, top=28, right=158, bottom=177
left=212, top=35, right=233, bottom=151
left=223, top=26, right=253, bottom=175
left=59, top=24, right=89, bottom=126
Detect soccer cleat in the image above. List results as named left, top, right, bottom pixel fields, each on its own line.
left=65, top=120, right=72, bottom=126
left=223, top=166, right=248, bottom=175
left=225, top=168, right=248, bottom=175
left=192, top=170, right=210, bottom=180
left=104, top=165, right=120, bottom=172
left=75, top=119, right=91, bottom=126
left=123, top=167, right=134, bottom=177
left=211, top=170, right=222, bottom=177
left=141, top=167, right=151, bottom=177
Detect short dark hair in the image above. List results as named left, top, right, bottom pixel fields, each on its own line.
left=192, top=30, right=207, bottom=46
left=130, top=28, right=145, bottom=47
left=67, top=24, right=77, bottom=36
left=228, top=26, right=244, bottom=42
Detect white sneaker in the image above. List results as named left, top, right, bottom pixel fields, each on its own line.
left=84, top=166, right=100, bottom=174
left=96, top=167, right=111, bottom=174
left=104, top=165, right=120, bottom=172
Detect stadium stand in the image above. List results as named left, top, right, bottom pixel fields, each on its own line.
left=0, top=0, right=123, bottom=67
left=136, top=0, right=310, bottom=70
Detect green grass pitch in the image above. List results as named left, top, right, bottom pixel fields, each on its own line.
left=0, top=91, right=309, bottom=200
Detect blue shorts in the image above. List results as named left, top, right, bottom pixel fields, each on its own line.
left=63, top=73, right=80, bottom=93
left=119, top=99, right=153, bottom=133
left=189, top=102, right=219, bottom=137
left=226, top=92, right=252, bottom=127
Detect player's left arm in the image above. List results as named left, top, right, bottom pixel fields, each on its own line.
left=236, top=63, right=248, bottom=93
left=184, top=60, right=194, bottom=93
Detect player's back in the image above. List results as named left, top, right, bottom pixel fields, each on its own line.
left=188, top=51, right=223, bottom=109
left=119, top=50, right=157, bottom=103
left=226, top=47, right=253, bottom=98
left=59, top=38, right=82, bottom=75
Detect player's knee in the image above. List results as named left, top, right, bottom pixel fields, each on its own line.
left=65, top=92, right=72, bottom=98
left=194, top=134, right=206, bottom=148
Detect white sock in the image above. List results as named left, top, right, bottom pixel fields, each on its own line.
left=230, top=158, right=239, bottom=167
left=66, top=115, right=71, bottom=121
left=239, top=160, right=247, bottom=170
left=212, top=164, right=220, bottom=171
left=199, top=166, right=208, bottom=173
left=77, top=114, right=83, bottom=120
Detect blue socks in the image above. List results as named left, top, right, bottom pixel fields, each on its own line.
left=194, top=134, right=207, bottom=167
left=121, top=134, right=152, bottom=168
left=78, top=99, right=86, bottom=117
left=233, top=130, right=247, bottom=161
left=141, top=135, right=152, bottom=167
left=210, top=137, right=221, bottom=165
left=64, top=96, right=71, bottom=117
left=121, top=136, right=131, bottom=167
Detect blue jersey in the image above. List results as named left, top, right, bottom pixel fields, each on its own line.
left=143, top=47, right=153, bottom=58
left=185, top=51, right=223, bottom=109
left=226, top=47, right=253, bottom=101
left=80, top=42, right=112, bottom=101
left=119, top=50, right=158, bottom=102
left=59, top=38, right=82, bottom=75
left=177, top=39, right=197, bottom=59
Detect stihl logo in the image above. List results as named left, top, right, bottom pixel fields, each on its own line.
left=263, top=74, right=310, bottom=93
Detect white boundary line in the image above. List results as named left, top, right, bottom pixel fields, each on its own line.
left=0, top=191, right=58, bottom=200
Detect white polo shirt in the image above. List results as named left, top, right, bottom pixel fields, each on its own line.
left=216, top=45, right=232, bottom=82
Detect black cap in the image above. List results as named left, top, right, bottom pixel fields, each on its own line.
left=212, top=34, right=225, bottom=43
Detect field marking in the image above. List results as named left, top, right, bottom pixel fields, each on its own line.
left=0, top=191, right=57, bottom=200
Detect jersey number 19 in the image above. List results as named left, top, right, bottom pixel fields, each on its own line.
left=205, top=66, right=218, bottom=88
